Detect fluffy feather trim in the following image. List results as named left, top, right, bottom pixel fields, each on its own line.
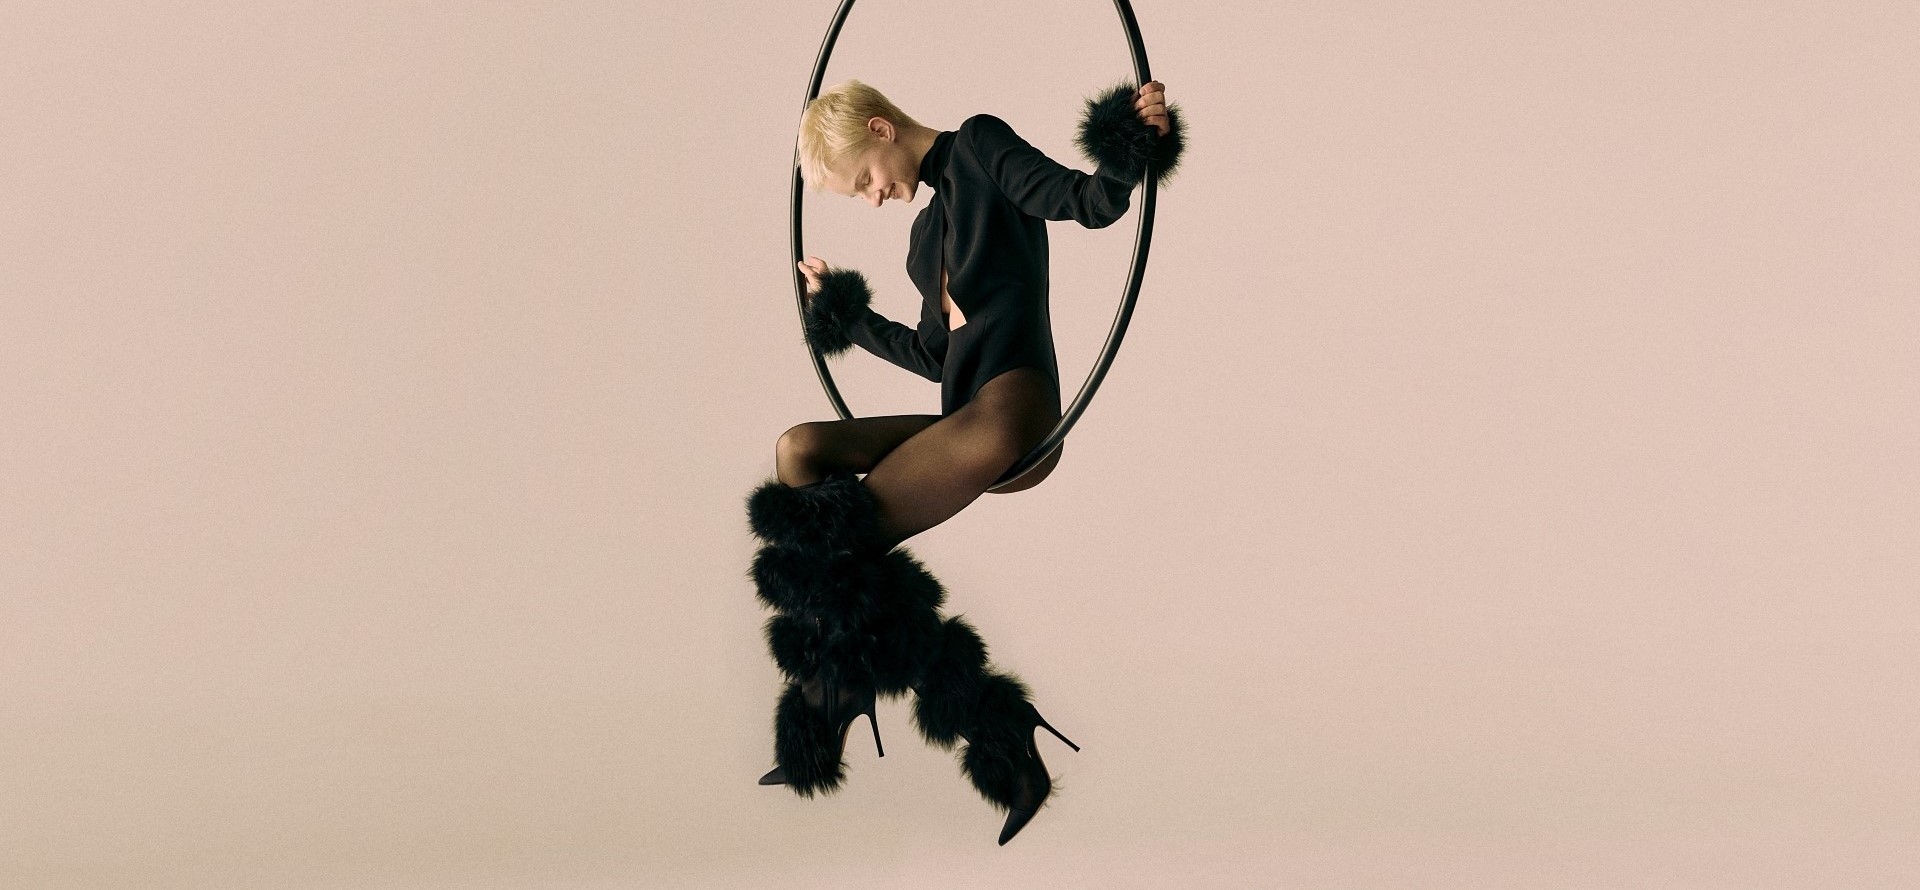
left=909, top=614, right=992, bottom=749
left=859, top=548, right=949, bottom=694
left=758, top=541, right=950, bottom=695
left=956, top=669, right=1040, bottom=813
left=748, top=543, right=814, bottom=613
left=763, top=611, right=821, bottom=682
left=744, top=471, right=879, bottom=553
left=1074, top=79, right=1186, bottom=191
left=802, top=267, right=873, bottom=358
left=771, top=680, right=847, bottom=797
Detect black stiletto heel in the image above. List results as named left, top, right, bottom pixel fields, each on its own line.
left=997, top=704, right=1079, bottom=846
left=1035, top=711, right=1077, bottom=752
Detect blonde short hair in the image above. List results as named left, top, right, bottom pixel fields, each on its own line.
left=796, top=79, right=923, bottom=193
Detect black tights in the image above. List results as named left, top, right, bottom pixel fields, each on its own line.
left=775, top=367, right=1064, bottom=551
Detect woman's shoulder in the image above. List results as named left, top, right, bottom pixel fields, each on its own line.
left=956, top=112, right=1022, bottom=148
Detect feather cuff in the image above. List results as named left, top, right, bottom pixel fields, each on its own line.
left=1074, top=80, right=1187, bottom=191
left=802, top=267, right=873, bottom=358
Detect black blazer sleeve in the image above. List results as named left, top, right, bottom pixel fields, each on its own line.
left=965, top=113, right=1132, bottom=229
left=846, top=308, right=944, bottom=382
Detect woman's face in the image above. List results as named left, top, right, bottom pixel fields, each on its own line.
left=826, top=120, right=919, bottom=209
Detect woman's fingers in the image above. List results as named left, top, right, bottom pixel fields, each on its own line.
left=796, top=257, right=825, bottom=294
left=1135, top=81, right=1170, bottom=137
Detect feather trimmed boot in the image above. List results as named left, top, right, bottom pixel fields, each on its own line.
left=744, top=471, right=1078, bottom=843
left=910, top=611, right=1081, bottom=845
left=744, top=471, right=945, bottom=797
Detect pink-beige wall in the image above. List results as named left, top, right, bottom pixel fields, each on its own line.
left=3, top=1, right=1916, bottom=887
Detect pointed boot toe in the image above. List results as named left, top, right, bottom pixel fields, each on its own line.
left=998, top=806, right=1037, bottom=845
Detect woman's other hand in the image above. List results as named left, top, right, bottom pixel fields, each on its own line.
left=1135, top=81, right=1170, bottom=137
left=796, top=255, right=829, bottom=297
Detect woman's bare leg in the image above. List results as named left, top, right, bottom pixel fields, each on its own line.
left=775, top=414, right=941, bottom=488
left=860, top=367, right=1059, bottom=550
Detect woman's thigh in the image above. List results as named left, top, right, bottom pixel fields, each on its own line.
left=854, top=369, right=1063, bottom=544
left=986, top=440, right=1062, bottom=494
left=775, top=413, right=941, bottom=484
left=966, top=367, right=1064, bottom=493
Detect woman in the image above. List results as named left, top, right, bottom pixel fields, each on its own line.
left=746, top=78, right=1184, bottom=845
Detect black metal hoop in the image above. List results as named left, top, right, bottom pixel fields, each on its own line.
left=792, top=0, right=1159, bottom=491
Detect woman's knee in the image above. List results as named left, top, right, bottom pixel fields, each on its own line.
left=775, top=422, right=828, bottom=480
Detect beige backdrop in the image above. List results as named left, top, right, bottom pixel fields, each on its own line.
left=4, top=1, right=1917, bottom=887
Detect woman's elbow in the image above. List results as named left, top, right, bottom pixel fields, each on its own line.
left=1086, top=194, right=1132, bottom=229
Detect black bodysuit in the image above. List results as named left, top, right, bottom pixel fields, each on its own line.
left=843, top=114, right=1136, bottom=416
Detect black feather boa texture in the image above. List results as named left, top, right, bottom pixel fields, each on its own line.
left=801, top=267, right=874, bottom=359
left=753, top=543, right=949, bottom=693
left=1074, top=79, right=1187, bottom=191
left=909, top=615, right=991, bottom=749
left=772, top=680, right=848, bottom=798
left=957, top=670, right=1042, bottom=814
left=745, top=470, right=951, bottom=698
left=745, top=470, right=879, bottom=553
